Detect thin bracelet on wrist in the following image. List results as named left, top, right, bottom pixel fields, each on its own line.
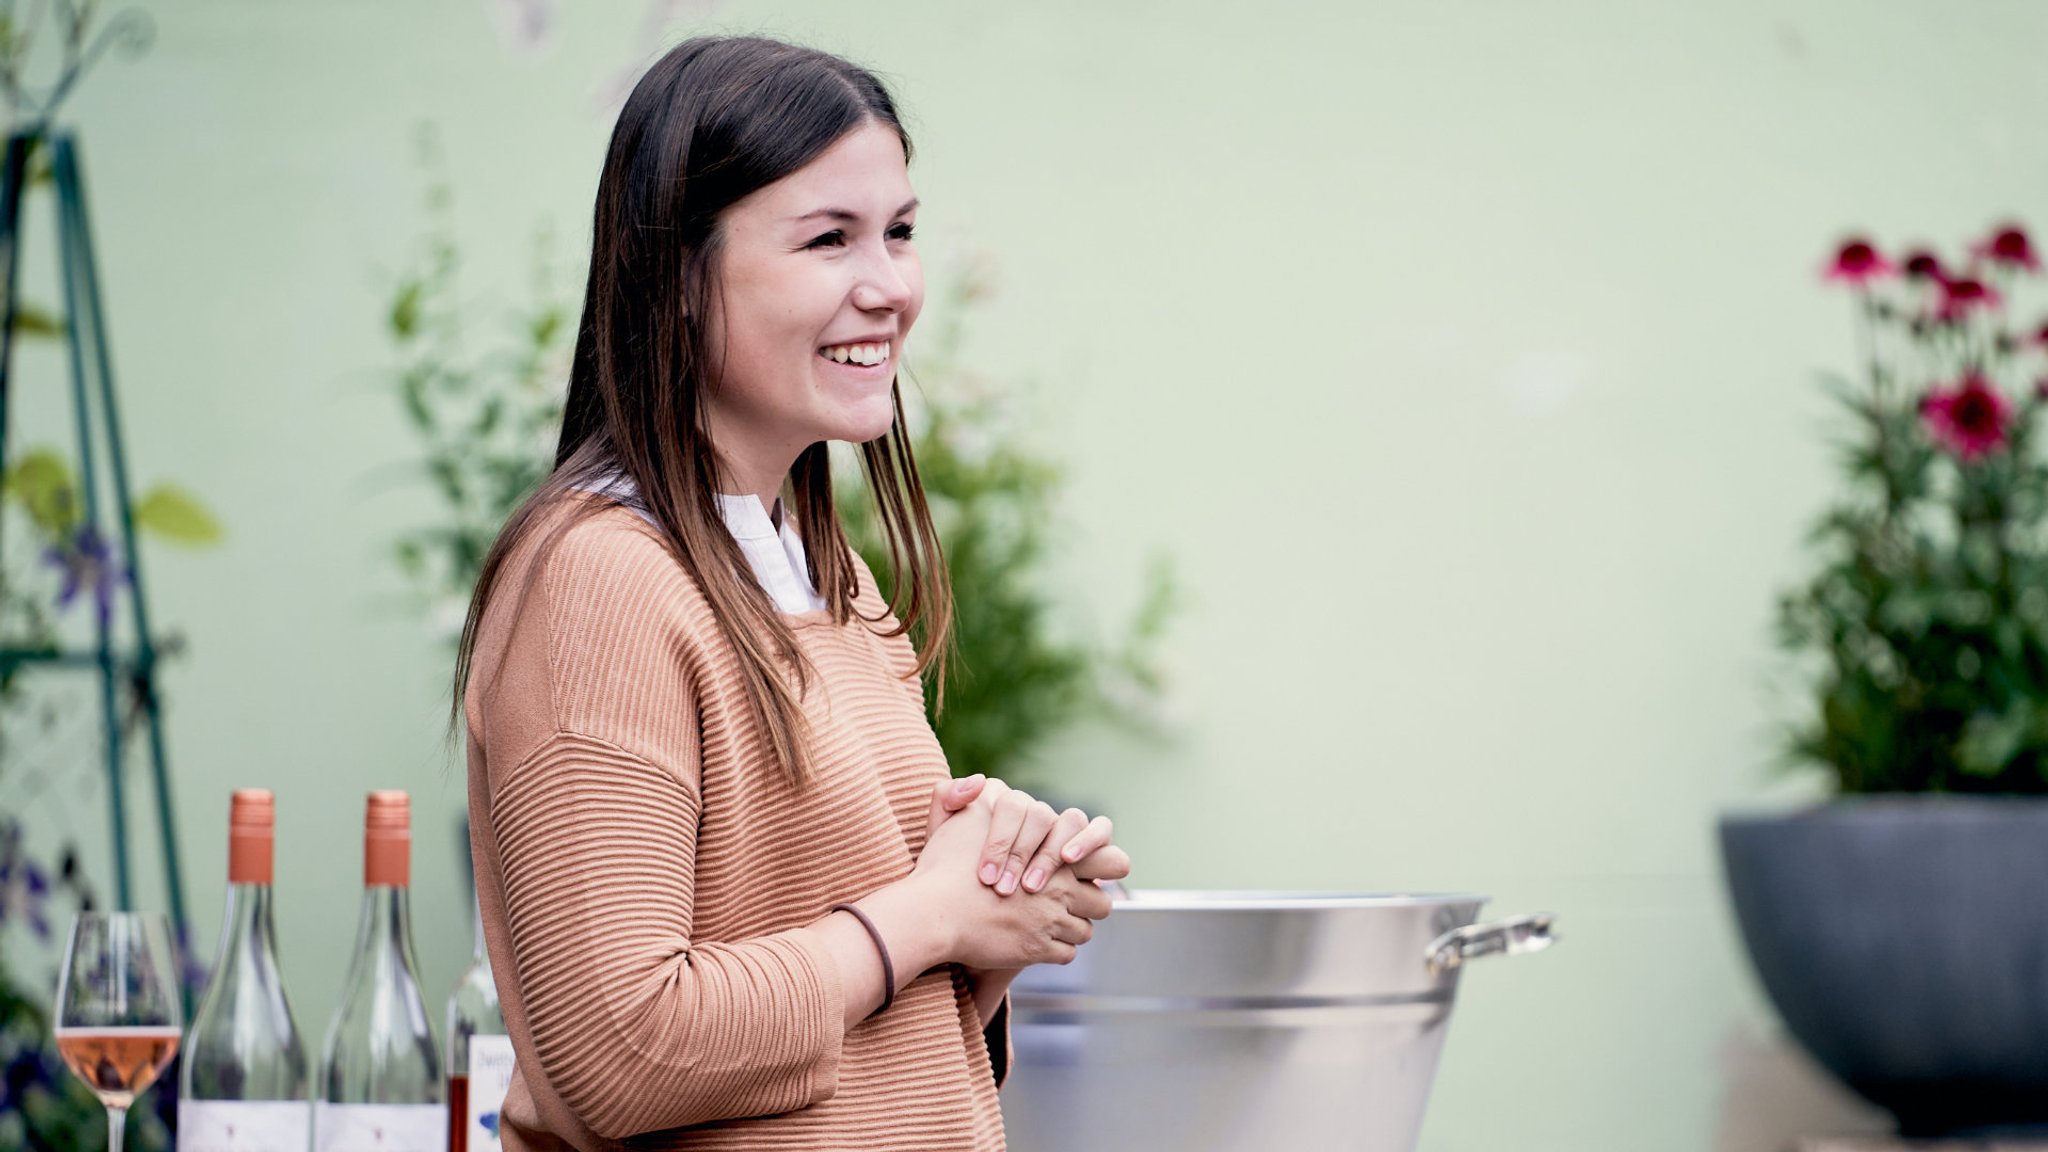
left=831, top=902, right=896, bottom=1015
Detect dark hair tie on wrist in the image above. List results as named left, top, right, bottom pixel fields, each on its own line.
left=832, top=903, right=895, bottom=1015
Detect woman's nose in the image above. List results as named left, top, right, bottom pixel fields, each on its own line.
left=852, top=252, right=914, bottom=314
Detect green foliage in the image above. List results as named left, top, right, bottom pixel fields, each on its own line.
left=10, top=303, right=62, bottom=337
left=384, top=127, right=571, bottom=638
left=2, top=447, right=79, bottom=537
left=0, top=319, right=213, bottom=1152
left=131, top=485, right=222, bottom=545
left=0, top=454, right=211, bottom=1148
left=840, top=270, right=1178, bottom=787
left=1, top=448, right=223, bottom=552
left=0, top=24, right=184, bottom=1137
left=1779, top=233, right=2048, bottom=792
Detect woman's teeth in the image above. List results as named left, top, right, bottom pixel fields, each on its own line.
left=819, top=341, right=890, bottom=366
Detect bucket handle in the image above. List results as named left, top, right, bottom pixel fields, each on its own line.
left=1425, top=912, right=1557, bottom=975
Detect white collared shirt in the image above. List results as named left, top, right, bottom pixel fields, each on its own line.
left=575, top=471, right=828, bottom=615
left=711, top=492, right=828, bottom=615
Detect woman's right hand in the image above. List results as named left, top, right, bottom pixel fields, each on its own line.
left=926, top=775, right=1130, bottom=897
left=909, top=795, right=1112, bottom=971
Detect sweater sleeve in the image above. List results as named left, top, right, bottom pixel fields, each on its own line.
left=983, top=993, right=1012, bottom=1089
left=475, top=515, right=846, bottom=1138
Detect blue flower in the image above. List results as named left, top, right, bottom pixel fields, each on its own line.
left=0, top=819, right=53, bottom=940
left=40, top=525, right=125, bottom=617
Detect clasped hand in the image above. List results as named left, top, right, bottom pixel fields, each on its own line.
left=929, top=774, right=1130, bottom=895
left=911, top=775, right=1129, bottom=972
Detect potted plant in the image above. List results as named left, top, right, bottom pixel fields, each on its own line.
left=1722, top=223, right=2048, bottom=1138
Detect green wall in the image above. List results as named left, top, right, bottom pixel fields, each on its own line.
left=7, top=1, right=2044, bottom=1147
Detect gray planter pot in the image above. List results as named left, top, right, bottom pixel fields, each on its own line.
left=1718, top=797, right=2048, bottom=1137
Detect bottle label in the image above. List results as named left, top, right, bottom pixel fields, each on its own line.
left=465, top=1034, right=517, bottom=1146
left=311, top=1102, right=445, bottom=1152
left=178, top=1101, right=310, bottom=1152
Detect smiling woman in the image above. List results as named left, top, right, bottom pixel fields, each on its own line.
left=449, top=35, right=1128, bottom=1152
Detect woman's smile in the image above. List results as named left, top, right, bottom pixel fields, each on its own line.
left=817, top=339, right=892, bottom=367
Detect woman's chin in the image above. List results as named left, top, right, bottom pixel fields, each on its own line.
left=824, top=400, right=898, bottom=445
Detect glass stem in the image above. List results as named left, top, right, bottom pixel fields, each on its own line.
left=106, top=1104, right=126, bottom=1152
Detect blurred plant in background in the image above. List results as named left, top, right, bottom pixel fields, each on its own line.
left=0, top=5, right=205, bottom=1145
left=1779, top=222, right=2048, bottom=793
left=384, top=159, right=1175, bottom=787
left=0, top=819, right=110, bottom=1151
left=0, top=449, right=215, bottom=1152
left=385, top=126, right=572, bottom=643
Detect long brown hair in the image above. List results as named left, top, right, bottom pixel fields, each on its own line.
left=453, top=36, right=951, bottom=785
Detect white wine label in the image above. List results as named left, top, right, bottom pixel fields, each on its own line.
left=466, top=1035, right=517, bottom=1146
left=178, top=1101, right=310, bottom=1152
left=311, top=1102, right=445, bottom=1152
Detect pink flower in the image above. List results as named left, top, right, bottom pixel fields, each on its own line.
left=1973, top=224, right=2041, bottom=272
left=1824, top=237, right=1894, bottom=284
left=1920, top=373, right=2013, bottom=460
left=1937, top=276, right=2003, bottom=321
left=1902, top=249, right=1946, bottom=282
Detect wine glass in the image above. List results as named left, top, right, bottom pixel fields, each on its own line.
left=53, top=911, right=184, bottom=1152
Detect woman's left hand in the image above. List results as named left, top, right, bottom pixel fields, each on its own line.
left=928, top=776, right=1125, bottom=895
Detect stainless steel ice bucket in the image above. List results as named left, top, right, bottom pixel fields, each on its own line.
left=1000, top=891, right=1555, bottom=1152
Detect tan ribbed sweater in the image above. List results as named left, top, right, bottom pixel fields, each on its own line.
left=464, top=500, right=1007, bottom=1151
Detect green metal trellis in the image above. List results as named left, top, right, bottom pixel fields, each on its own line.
left=0, top=126, right=189, bottom=948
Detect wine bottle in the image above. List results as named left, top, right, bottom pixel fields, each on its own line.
left=446, top=895, right=511, bottom=1151
left=314, top=791, right=444, bottom=1151
left=178, top=788, right=311, bottom=1151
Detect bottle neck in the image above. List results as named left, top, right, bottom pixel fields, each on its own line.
left=470, top=890, right=487, bottom=965
left=214, top=881, right=282, bottom=975
left=351, top=884, right=423, bottom=977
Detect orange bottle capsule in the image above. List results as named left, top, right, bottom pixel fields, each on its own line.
left=364, top=790, right=411, bottom=888
left=227, top=788, right=275, bottom=886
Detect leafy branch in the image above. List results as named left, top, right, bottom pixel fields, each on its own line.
left=385, top=126, right=572, bottom=640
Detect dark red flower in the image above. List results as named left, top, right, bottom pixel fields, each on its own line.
left=1973, top=224, right=2041, bottom=272
left=1824, top=237, right=1894, bottom=284
left=1937, top=276, right=2003, bottom=320
left=1921, top=372, right=2013, bottom=460
left=2035, top=376, right=2048, bottom=402
left=2031, top=318, right=2048, bottom=347
left=1902, top=249, right=1946, bottom=282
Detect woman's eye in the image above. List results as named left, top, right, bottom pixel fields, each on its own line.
left=805, top=230, right=846, bottom=249
left=888, top=222, right=916, bottom=241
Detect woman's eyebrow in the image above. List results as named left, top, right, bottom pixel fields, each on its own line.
left=789, top=197, right=920, bottom=224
